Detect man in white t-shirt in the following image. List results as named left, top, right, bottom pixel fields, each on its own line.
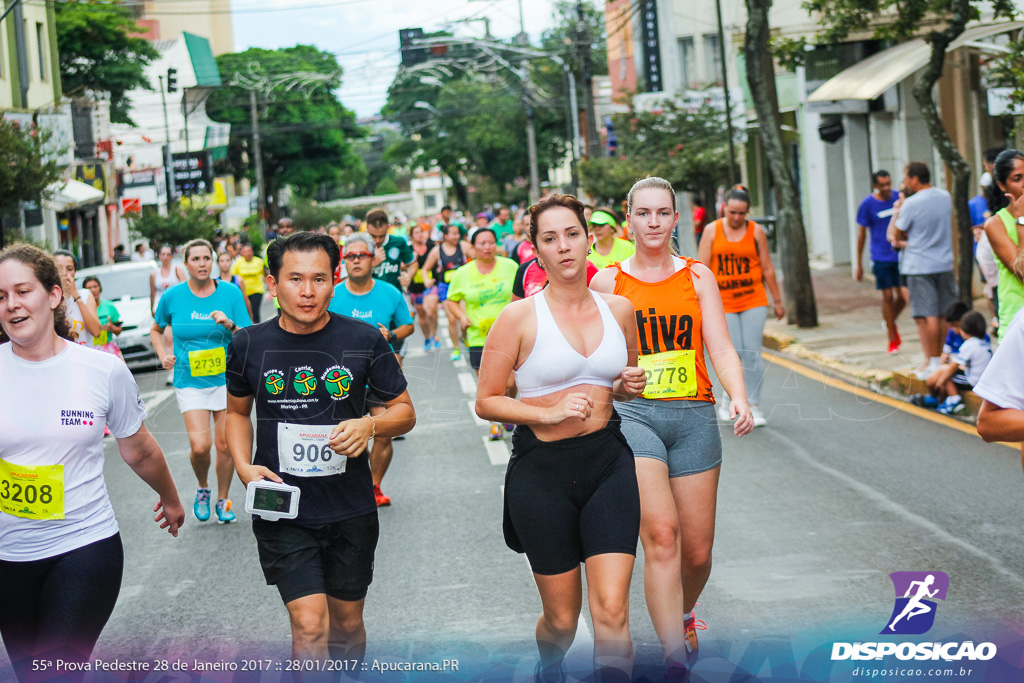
left=976, top=307, right=1024, bottom=468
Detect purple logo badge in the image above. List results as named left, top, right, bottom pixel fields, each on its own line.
left=881, top=571, right=949, bottom=635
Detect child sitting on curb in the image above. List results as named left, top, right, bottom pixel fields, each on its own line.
left=911, top=310, right=992, bottom=413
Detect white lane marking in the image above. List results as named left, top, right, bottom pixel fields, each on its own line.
left=482, top=435, right=510, bottom=466
left=500, top=485, right=595, bottom=672
left=453, top=356, right=467, bottom=368
left=143, top=389, right=174, bottom=412
left=404, top=346, right=426, bottom=358
left=444, top=337, right=454, bottom=349
left=772, top=430, right=1024, bottom=585
left=468, top=402, right=488, bottom=426
left=458, top=371, right=477, bottom=395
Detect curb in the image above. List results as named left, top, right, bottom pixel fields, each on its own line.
left=762, top=331, right=981, bottom=421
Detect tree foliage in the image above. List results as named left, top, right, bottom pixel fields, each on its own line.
left=540, top=0, right=608, bottom=78
left=579, top=101, right=733, bottom=204
left=206, top=46, right=366, bottom=206
left=803, top=0, right=1017, bottom=303
left=128, top=204, right=219, bottom=247
left=0, top=120, right=64, bottom=218
left=54, top=0, right=160, bottom=126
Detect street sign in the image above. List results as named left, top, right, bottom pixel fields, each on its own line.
left=121, top=197, right=142, bottom=215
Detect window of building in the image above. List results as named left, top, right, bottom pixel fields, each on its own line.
left=678, top=37, right=695, bottom=90
left=425, top=193, right=438, bottom=209
left=703, top=33, right=722, bottom=86
left=36, top=23, right=47, bottom=81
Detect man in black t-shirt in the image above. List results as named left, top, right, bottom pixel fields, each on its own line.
left=225, top=232, right=415, bottom=664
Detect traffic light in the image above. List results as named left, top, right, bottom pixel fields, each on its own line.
left=399, top=28, right=428, bottom=68
left=167, top=68, right=178, bottom=93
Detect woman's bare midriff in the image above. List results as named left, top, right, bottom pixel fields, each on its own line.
left=520, top=383, right=617, bottom=442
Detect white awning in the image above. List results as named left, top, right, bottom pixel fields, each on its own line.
left=43, top=179, right=105, bottom=212
left=808, top=21, right=1024, bottom=102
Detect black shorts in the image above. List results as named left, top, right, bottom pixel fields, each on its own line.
left=469, top=346, right=485, bottom=371
left=872, top=260, right=903, bottom=290
left=252, top=513, right=379, bottom=604
left=502, top=413, right=641, bottom=575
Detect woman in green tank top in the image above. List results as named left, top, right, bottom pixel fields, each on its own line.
left=984, top=149, right=1024, bottom=333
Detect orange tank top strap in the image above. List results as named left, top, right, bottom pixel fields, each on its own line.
left=611, top=258, right=715, bottom=403
left=709, top=219, right=768, bottom=314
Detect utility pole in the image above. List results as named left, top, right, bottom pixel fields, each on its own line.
left=577, top=0, right=601, bottom=159
left=158, top=74, right=175, bottom=212
left=518, top=0, right=540, bottom=204
left=9, top=0, right=29, bottom=108
left=714, top=0, right=739, bottom=184
left=249, top=90, right=267, bottom=232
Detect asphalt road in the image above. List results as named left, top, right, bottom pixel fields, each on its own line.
left=2, top=315, right=1022, bottom=683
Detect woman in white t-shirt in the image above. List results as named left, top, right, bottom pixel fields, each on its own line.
left=0, top=244, right=184, bottom=682
left=53, top=250, right=101, bottom=346
left=976, top=304, right=1024, bottom=471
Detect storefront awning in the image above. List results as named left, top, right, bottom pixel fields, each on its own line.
left=808, top=21, right=1024, bottom=102
left=43, top=179, right=106, bottom=212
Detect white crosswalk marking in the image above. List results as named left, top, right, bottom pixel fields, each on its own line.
left=141, top=389, right=174, bottom=412
left=468, top=402, right=488, bottom=426
left=457, top=371, right=477, bottom=396
left=482, top=435, right=510, bottom=465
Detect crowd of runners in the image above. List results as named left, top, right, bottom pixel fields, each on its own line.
left=0, top=174, right=899, bottom=683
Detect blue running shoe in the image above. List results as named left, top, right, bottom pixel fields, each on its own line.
left=216, top=498, right=236, bottom=524
left=423, top=339, right=432, bottom=352
left=432, top=336, right=442, bottom=349
left=194, top=488, right=211, bottom=522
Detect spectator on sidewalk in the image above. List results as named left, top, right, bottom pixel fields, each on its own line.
left=855, top=170, right=907, bottom=353
left=914, top=308, right=990, bottom=413
left=890, top=162, right=958, bottom=380
left=983, top=148, right=1024, bottom=338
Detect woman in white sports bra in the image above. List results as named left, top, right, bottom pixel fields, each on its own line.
left=150, top=245, right=186, bottom=384
left=476, top=194, right=647, bottom=682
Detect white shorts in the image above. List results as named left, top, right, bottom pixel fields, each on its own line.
left=175, top=385, right=227, bottom=413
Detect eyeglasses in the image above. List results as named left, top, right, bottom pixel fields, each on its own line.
left=344, top=252, right=371, bottom=262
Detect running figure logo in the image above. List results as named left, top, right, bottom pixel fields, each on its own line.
left=265, top=372, right=285, bottom=395
left=293, top=371, right=317, bottom=396
left=881, top=571, right=949, bottom=635
left=323, top=368, right=352, bottom=399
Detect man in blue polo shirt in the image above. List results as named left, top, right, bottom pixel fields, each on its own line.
left=855, top=169, right=907, bottom=354
left=329, top=232, right=414, bottom=508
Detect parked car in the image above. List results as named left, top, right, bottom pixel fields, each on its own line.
left=76, top=261, right=160, bottom=371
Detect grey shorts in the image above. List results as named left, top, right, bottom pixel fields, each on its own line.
left=615, top=398, right=722, bottom=477
left=905, top=271, right=958, bottom=318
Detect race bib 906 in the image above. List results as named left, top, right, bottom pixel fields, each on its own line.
left=276, top=424, right=347, bottom=477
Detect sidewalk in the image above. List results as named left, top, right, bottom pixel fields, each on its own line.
left=761, top=264, right=986, bottom=417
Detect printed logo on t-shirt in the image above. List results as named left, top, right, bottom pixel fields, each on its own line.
left=293, top=366, right=318, bottom=396
left=190, top=311, right=214, bottom=321
left=635, top=308, right=694, bottom=356
left=322, top=365, right=353, bottom=400
left=388, top=247, right=400, bottom=260
left=60, top=409, right=96, bottom=427
left=264, top=369, right=286, bottom=395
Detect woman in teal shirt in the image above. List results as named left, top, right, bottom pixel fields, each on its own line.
left=151, top=239, right=251, bottom=524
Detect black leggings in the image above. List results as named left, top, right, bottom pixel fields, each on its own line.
left=0, top=533, right=123, bottom=683
left=249, top=293, right=264, bottom=324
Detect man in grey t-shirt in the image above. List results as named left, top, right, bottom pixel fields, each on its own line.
left=893, top=161, right=959, bottom=379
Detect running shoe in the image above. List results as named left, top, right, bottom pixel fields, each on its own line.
left=194, top=488, right=211, bottom=522
left=503, top=423, right=516, bottom=432
left=423, top=339, right=432, bottom=352
left=887, top=339, right=900, bottom=354
left=450, top=349, right=461, bottom=362
left=937, top=396, right=965, bottom=415
left=489, top=423, right=504, bottom=441
left=683, top=613, right=707, bottom=656
left=750, top=405, right=767, bottom=427
left=908, top=393, right=939, bottom=408
left=432, top=336, right=442, bottom=350
left=716, top=400, right=731, bottom=421
left=215, top=499, right=236, bottom=524
left=534, top=660, right=565, bottom=683
left=374, top=484, right=392, bottom=507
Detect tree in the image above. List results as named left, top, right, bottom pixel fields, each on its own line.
left=802, top=0, right=1018, bottom=305
left=54, top=0, right=160, bottom=126
left=580, top=101, right=734, bottom=205
left=206, top=46, right=366, bottom=216
left=746, top=0, right=818, bottom=327
left=128, top=204, right=219, bottom=248
left=0, top=120, right=65, bottom=249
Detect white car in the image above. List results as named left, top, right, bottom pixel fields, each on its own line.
left=76, top=261, right=161, bottom=370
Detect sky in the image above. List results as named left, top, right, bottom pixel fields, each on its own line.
left=229, top=0, right=565, bottom=119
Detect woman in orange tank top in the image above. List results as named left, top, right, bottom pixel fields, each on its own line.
left=698, top=187, right=784, bottom=427
left=591, top=177, right=753, bottom=673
